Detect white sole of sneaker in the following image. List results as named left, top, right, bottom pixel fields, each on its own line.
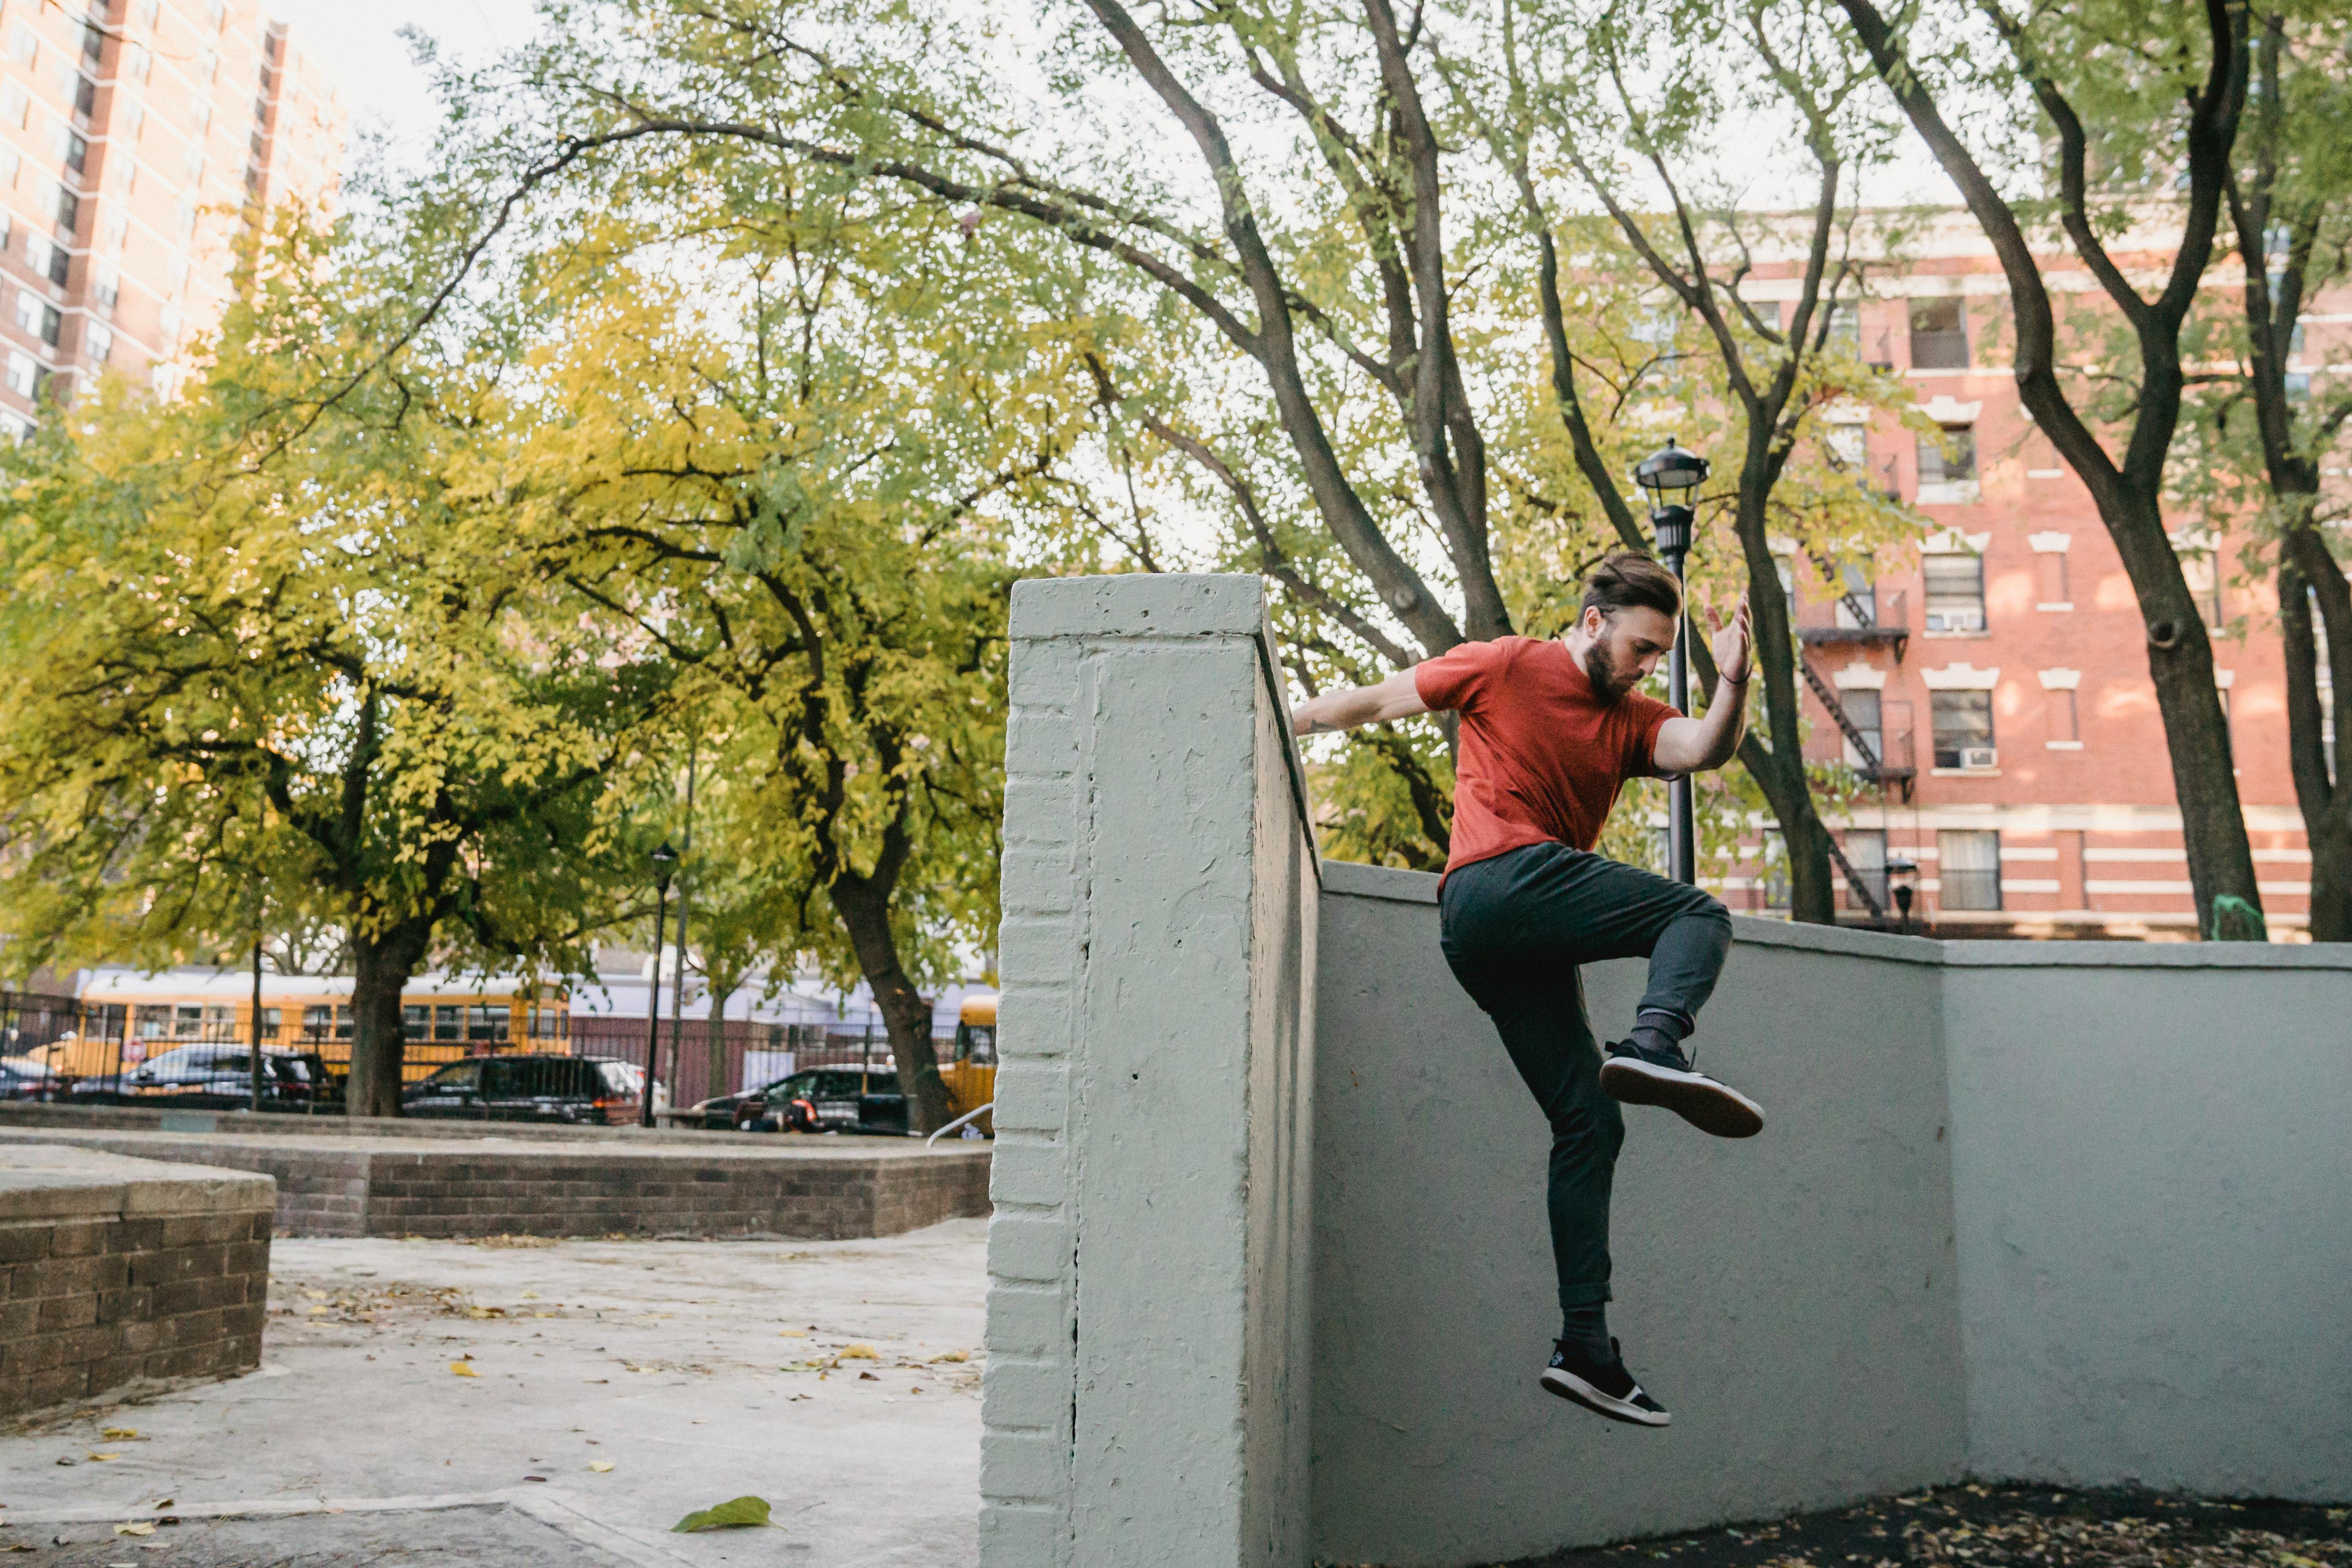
left=1599, top=1057, right=1765, bottom=1139
left=1541, top=1366, right=1672, bottom=1426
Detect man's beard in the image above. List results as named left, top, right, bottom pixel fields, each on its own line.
left=1585, top=639, right=1636, bottom=703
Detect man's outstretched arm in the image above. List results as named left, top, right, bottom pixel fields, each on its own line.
left=1651, top=592, right=1752, bottom=774
left=1291, top=669, right=1430, bottom=736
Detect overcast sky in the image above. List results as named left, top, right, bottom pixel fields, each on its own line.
left=264, top=0, right=539, bottom=152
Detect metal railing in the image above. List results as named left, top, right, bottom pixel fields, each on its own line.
left=1796, top=588, right=1908, bottom=644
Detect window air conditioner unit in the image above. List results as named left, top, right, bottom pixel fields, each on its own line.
left=1961, top=746, right=1997, bottom=770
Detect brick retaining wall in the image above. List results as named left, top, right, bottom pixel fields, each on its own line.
left=0, top=1129, right=990, bottom=1241
left=1, top=1147, right=273, bottom=1421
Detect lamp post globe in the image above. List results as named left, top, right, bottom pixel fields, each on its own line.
left=1633, top=438, right=1710, bottom=886
left=643, top=839, right=680, bottom=1127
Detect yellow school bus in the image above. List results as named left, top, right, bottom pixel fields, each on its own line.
left=45, top=971, right=572, bottom=1085
left=936, top=991, right=997, bottom=1131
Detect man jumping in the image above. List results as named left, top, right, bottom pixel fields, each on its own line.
left=1290, top=550, right=1760, bottom=1430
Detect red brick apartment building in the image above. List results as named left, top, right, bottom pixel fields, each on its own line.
left=0, top=0, right=344, bottom=435
left=1730, top=212, right=2335, bottom=938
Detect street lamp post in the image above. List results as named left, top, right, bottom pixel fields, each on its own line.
left=1635, top=437, right=1711, bottom=886
left=1888, top=857, right=1920, bottom=935
left=643, top=841, right=678, bottom=1129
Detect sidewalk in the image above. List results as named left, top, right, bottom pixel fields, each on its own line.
left=1, top=1220, right=988, bottom=1565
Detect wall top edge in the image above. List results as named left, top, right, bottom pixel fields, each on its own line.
left=1322, top=859, right=2352, bottom=970
left=1009, top=572, right=1268, bottom=640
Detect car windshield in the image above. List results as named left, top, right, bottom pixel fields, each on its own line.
left=422, top=1061, right=480, bottom=1094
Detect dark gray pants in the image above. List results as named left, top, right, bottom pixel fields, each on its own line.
left=1438, top=841, right=1733, bottom=1313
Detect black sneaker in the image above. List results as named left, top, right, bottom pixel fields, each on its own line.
left=1599, top=1040, right=1764, bottom=1138
left=1542, top=1337, right=1670, bottom=1427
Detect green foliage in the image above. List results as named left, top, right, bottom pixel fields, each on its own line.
left=0, top=215, right=651, bottom=992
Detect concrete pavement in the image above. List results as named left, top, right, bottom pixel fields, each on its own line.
left=1, top=1220, right=988, bottom=1565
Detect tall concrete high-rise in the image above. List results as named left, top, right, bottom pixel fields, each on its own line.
left=0, top=0, right=346, bottom=434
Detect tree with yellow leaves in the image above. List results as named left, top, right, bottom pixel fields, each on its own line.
left=0, top=223, right=662, bottom=1116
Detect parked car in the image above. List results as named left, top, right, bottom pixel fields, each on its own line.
left=82, top=1045, right=337, bottom=1108
left=694, top=1067, right=907, bottom=1135
left=0, top=1055, right=64, bottom=1100
left=401, top=1054, right=646, bottom=1124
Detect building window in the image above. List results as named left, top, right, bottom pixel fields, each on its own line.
left=1844, top=828, right=1889, bottom=913
left=1917, top=425, right=1977, bottom=489
left=84, top=324, right=111, bottom=366
left=1931, top=689, right=1995, bottom=769
left=1841, top=688, right=1883, bottom=768
left=1938, top=830, right=2002, bottom=911
left=1923, top=552, right=1987, bottom=632
left=1828, top=300, right=1861, bottom=350
left=5, top=351, right=36, bottom=399
left=1826, top=419, right=1867, bottom=469
left=1909, top=298, right=1970, bottom=369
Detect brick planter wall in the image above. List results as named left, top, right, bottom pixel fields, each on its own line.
left=0, top=1129, right=990, bottom=1241
left=0, top=1147, right=274, bottom=1422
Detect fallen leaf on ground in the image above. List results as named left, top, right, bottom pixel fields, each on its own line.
left=99, top=1429, right=140, bottom=1440
left=839, top=1344, right=878, bottom=1360
left=777, top=1329, right=807, bottom=1337
left=858, top=1371, right=880, bottom=1381
left=113, top=1523, right=155, bottom=1536
left=449, top=1362, right=479, bottom=1378
left=87, top=1452, right=122, bottom=1461
left=929, top=1350, right=970, bottom=1363
left=672, top=1496, right=771, bottom=1534
left=588, top=1461, right=615, bottom=1474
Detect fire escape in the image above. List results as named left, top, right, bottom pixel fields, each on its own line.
left=1795, top=578, right=1913, bottom=924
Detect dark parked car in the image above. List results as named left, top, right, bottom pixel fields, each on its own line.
left=0, top=1056, right=64, bottom=1100
left=692, top=1067, right=907, bottom=1135
left=402, top=1054, right=644, bottom=1124
left=85, top=1045, right=337, bottom=1108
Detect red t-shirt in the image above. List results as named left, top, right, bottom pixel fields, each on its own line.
left=1414, top=636, right=1679, bottom=880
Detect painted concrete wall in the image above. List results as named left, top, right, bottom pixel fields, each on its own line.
left=1312, top=864, right=1968, bottom=1565
left=983, top=574, right=1319, bottom=1568
left=994, top=572, right=2352, bottom=1568
left=1940, top=947, right=2352, bottom=1497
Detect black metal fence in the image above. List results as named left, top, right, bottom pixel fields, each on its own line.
left=1, top=989, right=130, bottom=1097
left=566, top=1017, right=960, bottom=1108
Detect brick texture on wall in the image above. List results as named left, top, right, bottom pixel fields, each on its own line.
left=0, top=1149, right=274, bottom=1423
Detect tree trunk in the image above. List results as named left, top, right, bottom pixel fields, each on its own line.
left=2278, top=551, right=2352, bottom=941
left=1734, top=483, right=1839, bottom=926
left=705, top=978, right=739, bottom=1110
left=347, top=922, right=430, bottom=1119
left=2121, top=504, right=2264, bottom=936
left=828, top=874, right=954, bottom=1134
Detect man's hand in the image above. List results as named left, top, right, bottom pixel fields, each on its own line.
left=1708, top=590, right=1753, bottom=687
left=1652, top=590, right=1753, bottom=774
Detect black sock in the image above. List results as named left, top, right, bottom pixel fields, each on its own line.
left=1561, top=1303, right=1611, bottom=1361
left=1626, top=1007, right=1693, bottom=1061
